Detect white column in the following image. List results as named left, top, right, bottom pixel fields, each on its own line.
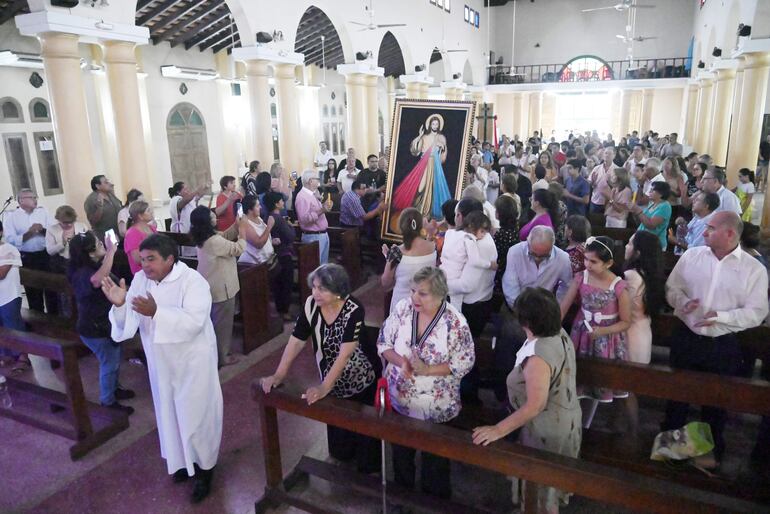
left=103, top=40, right=153, bottom=198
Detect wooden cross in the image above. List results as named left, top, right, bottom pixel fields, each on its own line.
left=475, top=102, right=494, bottom=141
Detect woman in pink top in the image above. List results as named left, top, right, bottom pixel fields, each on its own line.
left=603, top=167, right=633, bottom=228
left=123, top=201, right=157, bottom=275
left=519, top=189, right=557, bottom=241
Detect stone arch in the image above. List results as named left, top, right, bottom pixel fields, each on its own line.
left=0, top=97, right=24, bottom=123
left=377, top=31, right=407, bottom=77
left=462, top=59, right=473, bottom=85
left=294, top=5, right=348, bottom=69
left=428, top=48, right=450, bottom=84
left=29, top=98, right=50, bottom=123
left=721, top=0, right=742, bottom=51
left=705, top=25, right=718, bottom=66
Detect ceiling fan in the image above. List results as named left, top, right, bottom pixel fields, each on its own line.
left=616, top=34, right=657, bottom=42
left=349, top=0, right=406, bottom=31
left=582, top=0, right=655, bottom=14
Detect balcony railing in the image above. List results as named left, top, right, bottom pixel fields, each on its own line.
left=488, top=57, right=691, bottom=85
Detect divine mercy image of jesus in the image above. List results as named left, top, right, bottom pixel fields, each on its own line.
left=391, top=114, right=453, bottom=219
left=381, top=100, right=474, bottom=242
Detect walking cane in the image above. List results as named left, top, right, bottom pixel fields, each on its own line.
left=374, top=377, right=391, bottom=513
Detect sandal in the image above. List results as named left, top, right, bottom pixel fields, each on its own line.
left=12, top=357, right=31, bottom=375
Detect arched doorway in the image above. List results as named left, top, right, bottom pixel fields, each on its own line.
left=166, top=103, right=211, bottom=190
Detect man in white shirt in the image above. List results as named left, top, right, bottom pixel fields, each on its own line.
left=314, top=141, right=334, bottom=172
left=4, top=189, right=56, bottom=313
left=103, top=234, right=223, bottom=503
left=468, top=154, right=488, bottom=193
left=701, top=168, right=742, bottom=216
left=337, top=160, right=359, bottom=194
left=664, top=211, right=768, bottom=461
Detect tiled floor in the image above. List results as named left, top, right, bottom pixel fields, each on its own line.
left=2, top=276, right=768, bottom=513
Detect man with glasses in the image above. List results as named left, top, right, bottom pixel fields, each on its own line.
left=295, top=170, right=330, bottom=264
left=84, top=175, right=123, bottom=241
left=495, top=226, right=572, bottom=400
left=701, top=168, right=742, bottom=216
left=4, top=189, right=56, bottom=313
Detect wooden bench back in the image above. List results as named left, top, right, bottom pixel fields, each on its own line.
left=294, top=241, right=320, bottom=302
left=19, top=268, right=78, bottom=323
left=237, top=263, right=282, bottom=353
left=254, top=383, right=763, bottom=513
left=577, top=356, right=770, bottom=416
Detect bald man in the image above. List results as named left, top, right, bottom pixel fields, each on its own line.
left=664, top=211, right=768, bottom=463
left=496, top=226, right=573, bottom=401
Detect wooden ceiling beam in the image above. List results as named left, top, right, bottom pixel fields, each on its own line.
left=171, top=10, right=230, bottom=47
left=136, top=0, right=178, bottom=27
left=0, top=0, right=28, bottom=26
left=198, top=27, right=238, bottom=52
left=162, top=0, right=224, bottom=43
left=184, top=18, right=233, bottom=50
left=148, top=0, right=206, bottom=35
left=212, top=34, right=240, bottom=55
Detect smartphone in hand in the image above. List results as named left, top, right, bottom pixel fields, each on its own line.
left=105, top=229, right=118, bottom=247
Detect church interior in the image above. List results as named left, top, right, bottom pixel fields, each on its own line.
left=1, top=0, right=770, bottom=513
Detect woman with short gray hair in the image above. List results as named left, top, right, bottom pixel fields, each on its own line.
left=377, top=266, right=475, bottom=499
left=261, top=263, right=379, bottom=472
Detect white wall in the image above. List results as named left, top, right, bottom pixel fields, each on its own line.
left=650, top=87, right=685, bottom=135
left=0, top=23, right=62, bottom=214
left=491, top=0, right=694, bottom=66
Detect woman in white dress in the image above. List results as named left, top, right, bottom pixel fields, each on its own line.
left=381, top=208, right=436, bottom=313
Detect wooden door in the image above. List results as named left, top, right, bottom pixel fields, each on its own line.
left=166, top=103, right=211, bottom=190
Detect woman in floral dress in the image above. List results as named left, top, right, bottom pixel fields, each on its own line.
left=378, top=266, right=474, bottom=499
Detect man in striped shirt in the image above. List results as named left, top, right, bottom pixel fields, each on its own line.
left=339, top=180, right=385, bottom=228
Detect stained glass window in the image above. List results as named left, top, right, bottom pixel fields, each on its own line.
left=559, top=56, right=613, bottom=83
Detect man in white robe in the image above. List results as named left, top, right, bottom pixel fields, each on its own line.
left=102, top=234, right=222, bottom=504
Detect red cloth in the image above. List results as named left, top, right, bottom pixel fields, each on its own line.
left=215, top=192, right=242, bottom=231
left=392, top=150, right=431, bottom=210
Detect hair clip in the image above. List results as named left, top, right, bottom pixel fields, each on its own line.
left=411, top=219, right=417, bottom=230
left=586, top=236, right=613, bottom=259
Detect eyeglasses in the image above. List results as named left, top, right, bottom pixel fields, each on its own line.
left=19, top=196, right=37, bottom=200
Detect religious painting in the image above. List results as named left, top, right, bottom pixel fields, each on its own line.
left=381, top=99, right=475, bottom=242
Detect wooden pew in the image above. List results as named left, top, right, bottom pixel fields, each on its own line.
left=328, top=227, right=363, bottom=290
left=576, top=355, right=770, bottom=504
left=252, top=381, right=763, bottom=514
left=19, top=269, right=79, bottom=342
left=157, top=231, right=198, bottom=268
left=237, top=263, right=283, bottom=353
left=293, top=241, right=320, bottom=303
left=0, top=327, right=129, bottom=460
left=590, top=225, right=636, bottom=243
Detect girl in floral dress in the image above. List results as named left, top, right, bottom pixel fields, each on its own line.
left=559, top=236, right=631, bottom=426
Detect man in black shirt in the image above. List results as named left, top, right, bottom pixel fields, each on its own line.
left=357, top=154, right=387, bottom=192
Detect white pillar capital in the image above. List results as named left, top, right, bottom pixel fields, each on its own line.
left=337, top=62, right=384, bottom=77
left=232, top=46, right=304, bottom=67
left=16, top=10, right=149, bottom=45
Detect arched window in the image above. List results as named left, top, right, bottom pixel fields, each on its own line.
left=559, top=56, right=613, bottom=83
left=29, top=98, right=50, bottom=122
left=0, top=97, right=23, bottom=123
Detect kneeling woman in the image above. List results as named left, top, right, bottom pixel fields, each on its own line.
left=260, top=264, right=380, bottom=472
left=473, top=287, right=581, bottom=513
left=378, top=266, right=475, bottom=499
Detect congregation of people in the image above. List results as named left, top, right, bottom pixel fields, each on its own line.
left=1, top=126, right=769, bottom=512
